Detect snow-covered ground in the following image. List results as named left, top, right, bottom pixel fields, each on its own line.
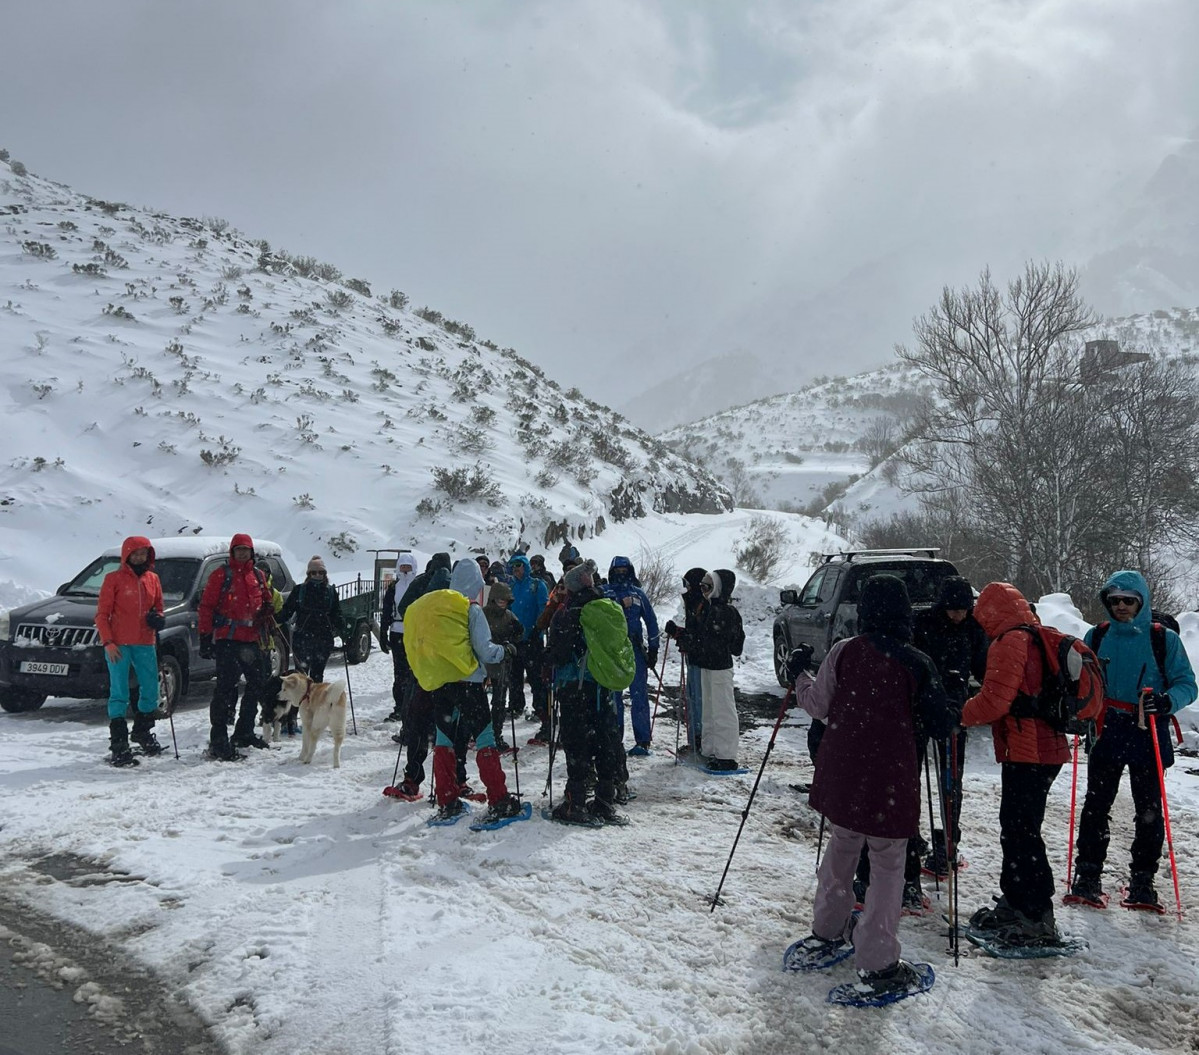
left=3, top=551, right=1199, bottom=1054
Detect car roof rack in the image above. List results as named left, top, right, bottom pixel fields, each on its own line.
left=820, top=548, right=941, bottom=564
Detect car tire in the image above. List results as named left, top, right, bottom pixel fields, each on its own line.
left=773, top=632, right=791, bottom=688
left=269, top=628, right=290, bottom=677
left=156, top=652, right=182, bottom=715
left=345, top=619, right=372, bottom=665
left=0, top=687, right=48, bottom=713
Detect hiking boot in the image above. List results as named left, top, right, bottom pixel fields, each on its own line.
left=132, top=732, right=164, bottom=756
left=852, top=877, right=867, bottom=909
left=782, top=935, right=852, bottom=972
left=108, top=719, right=139, bottom=767
left=587, top=798, right=628, bottom=825
left=527, top=730, right=550, bottom=747
left=627, top=742, right=651, bottom=757
left=131, top=713, right=164, bottom=756
left=707, top=757, right=739, bottom=772
left=483, top=794, right=523, bottom=824
left=232, top=732, right=270, bottom=750
left=968, top=895, right=1019, bottom=932
left=383, top=709, right=403, bottom=723
left=1069, top=871, right=1106, bottom=905
left=856, top=960, right=924, bottom=997
left=550, top=797, right=598, bottom=826
left=1126, top=872, right=1161, bottom=908
left=614, top=782, right=635, bottom=805
left=436, top=799, right=468, bottom=823
left=207, top=739, right=245, bottom=762
left=901, top=881, right=927, bottom=914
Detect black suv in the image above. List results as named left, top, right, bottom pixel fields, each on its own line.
left=0, top=538, right=296, bottom=714
left=772, top=548, right=960, bottom=686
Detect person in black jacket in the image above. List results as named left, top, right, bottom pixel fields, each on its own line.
left=674, top=569, right=744, bottom=770
left=664, top=567, right=707, bottom=757
left=278, top=556, right=345, bottom=682
left=912, top=576, right=987, bottom=884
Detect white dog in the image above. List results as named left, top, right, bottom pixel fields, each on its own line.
left=267, top=671, right=348, bottom=768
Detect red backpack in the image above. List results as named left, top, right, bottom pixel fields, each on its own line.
left=1010, top=624, right=1107, bottom=738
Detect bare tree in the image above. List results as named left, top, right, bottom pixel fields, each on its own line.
left=857, top=415, right=901, bottom=468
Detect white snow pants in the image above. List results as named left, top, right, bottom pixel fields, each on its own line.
left=700, top=667, right=738, bottom=763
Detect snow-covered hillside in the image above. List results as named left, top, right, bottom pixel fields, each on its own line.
left=0, top=158, right=731, bottom=596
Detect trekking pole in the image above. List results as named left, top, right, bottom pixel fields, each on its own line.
left=1065, top=733, right=1081, bottom=889
left=543, top=689, right=560, bottom=803
left=341, top=649, right=358, bottom=735
left=946, top=734, right=960, bottom=966
left=924, top=747, right=940, bottom=894
left=1147, top=710, right=1184, bottom=921
left=674, top=661, right=686, bottom=765
left=710, top=686, right=795, bottom=912
left=815, top=813, right=826, bottom=871
left=166, top=711, right=180, bottom=760
left=509, top=706, right=522, bottom=801
left=648, top=638, right=670, bottom=740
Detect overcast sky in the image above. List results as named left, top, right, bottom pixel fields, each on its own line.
left=3, top=0, right=1197, bottom=405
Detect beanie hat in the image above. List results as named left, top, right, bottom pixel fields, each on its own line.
left=858, top=574, right=912, bottom=641
left=564, top=564, right=594, bottom=593
left=939, top=576, right=974, bottom=611
left=307, top=555, right=328, bottom=575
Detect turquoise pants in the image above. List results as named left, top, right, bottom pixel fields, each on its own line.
left=105, top=644, right=160, bottom=719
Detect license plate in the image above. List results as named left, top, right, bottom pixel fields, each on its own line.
left=19, top=661, right=69, bottom=676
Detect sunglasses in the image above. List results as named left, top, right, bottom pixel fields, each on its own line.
left=701, top=582, right=713, bottom=592
left=1109, top=596, right=1139, bottom=607
left=310, top=570, right=327, bottom=578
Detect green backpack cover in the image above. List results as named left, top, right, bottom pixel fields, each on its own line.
left=580, top=598, right=637, bottom=690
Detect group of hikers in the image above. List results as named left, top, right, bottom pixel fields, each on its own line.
left=93, top=533, right=1194, bottom=1002
left=783, top=568, right=1195, bottom=1003
left=377, top=543, right=744, bottom=826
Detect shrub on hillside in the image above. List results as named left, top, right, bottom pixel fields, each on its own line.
left=735, top=514, right=790, bottom=583
left=431, top=463, right=502, bottom=506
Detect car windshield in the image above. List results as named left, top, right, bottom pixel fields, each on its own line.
left=843, top=563, right=956, bottom=605
left=62, top=557, right=202, bottom=602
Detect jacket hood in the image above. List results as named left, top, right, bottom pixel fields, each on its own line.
left=858, top=574, right=912, bottom=640
left=608, top=555, right=640, bottom=586
left=705, top=569, right=736, bottom=602
left=121, top=535, right=156, bottom=565
left=450, top=559, right=485, bottom=603
left=1099, top=570, right=1151, bottom=627
left=486, top=581, right=514, bottom=605
left=683, top=567, right=707, bottom=594
left=508, top=553, right=533, bottom=577
left=972, top=581, right=1038, bottom=640
left=229, top=533, right=254, bottom=559
left=429, top=552, right=452, bottom=573
left=395, top=551, right=417, bottom=572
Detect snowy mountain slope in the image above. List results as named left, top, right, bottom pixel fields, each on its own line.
left=0, top=158, right=730, bottom=596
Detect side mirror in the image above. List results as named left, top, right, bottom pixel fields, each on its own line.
left=779, top=589, right=799, bottom=606
left=56, top=582, right=69, bottom=595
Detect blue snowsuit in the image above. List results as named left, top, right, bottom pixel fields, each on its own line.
left=1077, top=570, right=1196, bottom=882
left=604, top=556, right=660, bottom=747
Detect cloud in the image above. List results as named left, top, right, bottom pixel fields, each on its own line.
left=1, top=0, right=1196, bottom=405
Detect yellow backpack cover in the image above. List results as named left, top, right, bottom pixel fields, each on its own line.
left=403, top=589, right=479, bottom=690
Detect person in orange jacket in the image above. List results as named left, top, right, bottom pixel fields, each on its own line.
left=961, top=581, right=1068, bottom=946
left=95, top=535, right=165, bottom=766
left=197, top=533, right=272, bottom=760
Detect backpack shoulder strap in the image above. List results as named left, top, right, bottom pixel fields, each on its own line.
left=1090, top=620, right=1111, bottom=656
left=1150, top=622, right=1168, bottom=682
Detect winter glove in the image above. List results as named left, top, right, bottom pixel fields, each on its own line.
left=664, top=619, right=679, bottom=639
left=198, top=634, right=214, bottom=659
left=145, top=610, right=166, bottom=631
left=379, top=635, right=390, bottom=655
left=1141, top=690, right=1172, bottom=716
left=646, top=647, right=659, bottom=669
left=787, top=644, right=814, bottom=681
left=504, top=641, right=520, bottom=660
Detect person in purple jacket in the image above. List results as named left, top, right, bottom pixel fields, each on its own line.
left=783, top=574, right=956, bottom=1000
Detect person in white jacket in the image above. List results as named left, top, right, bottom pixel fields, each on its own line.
left=379, top=551, right=419, bottom=723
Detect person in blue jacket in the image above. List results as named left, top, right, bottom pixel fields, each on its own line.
left=604, top=556, right=661, bottom=755
left=506, top=553, right=551, bottom=742
left=1072, top=570, right=1196, bottom=909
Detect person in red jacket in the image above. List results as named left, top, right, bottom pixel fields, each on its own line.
left=95, top=536, right=165, bottom=767
left=962, top=581, right=1068, bottom=945
left=197, top=533, right=271, bottom=760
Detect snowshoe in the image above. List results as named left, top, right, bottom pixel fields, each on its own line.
left=901, top=882, right=931, bottom=917
left=963, top=927, right=1087, bottom=958
left=383, top=779, right=424, bottom=801
left=544, top=801, right=604, bottom=828
left=921, top=852, right=968, bottom=881
left=782, top=935, right=853, bottom=973
left=1120, top=882, right=1166, bottom=915
left=588, top=799, right=630, bottom=826
left=827, top=961, right=934, bottom=1008
left=703, top=759, right=749, bottom=775
left=108, top=746, right=140, bottom=768
left=457, top=783, right=489, bottom=803
left=1064, top=873, right=1108, bottom=909
left=427, top=800, right=472, bottom=827
left=627, top=743, right=652, bottom=757
left=232, top=732, right=270, bottom=750
left=470, top=800, right=532, bottom=832
left=206, top=741, right=245, bottom=762
left=526, top=734, right=550, bottom=747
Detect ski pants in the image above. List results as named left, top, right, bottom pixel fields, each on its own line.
left=489, top=664, right=509, bottom=744
left=612, top=643, right=651, bottom=746
left=294, top=644, right=331, bottom=683
left=700, top=666, right=738, bottom=763
left=211, top=641, right=266, bottom=740
left=685, top=659, right=703, bottom=749
left=558, top=679, right=623, bottom=805
left=998, top=761, right=1061, bottom=919
left=105, top=644, right=160, bottom=720
left=430, top=682, right=509, bottom=806
left=813, top=821, right=906, bottom=973
left=388, top=631, right=413, bottom=718
left=1075, top=753, right=1164, bottom=878
left=402, top=685, right=434, bottom=785
left=508, top=635, right=548, bottom=724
